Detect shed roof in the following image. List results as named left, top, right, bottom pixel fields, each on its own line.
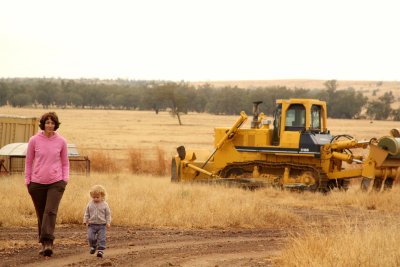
left=0, top=143, right=80, bottom=157
left=0, top=114, right=37, bottom=119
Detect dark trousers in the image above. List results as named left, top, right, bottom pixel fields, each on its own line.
left=28, top=180, right=66, bottom=243
left=87, top=224, right=107, bottom=250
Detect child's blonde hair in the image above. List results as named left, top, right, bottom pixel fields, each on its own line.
left=90, top=185, right=107, bottom=199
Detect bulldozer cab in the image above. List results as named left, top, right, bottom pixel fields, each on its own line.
left=272, top=99, right=328, bottom=149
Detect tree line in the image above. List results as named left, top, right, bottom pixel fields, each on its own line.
left=0, top=78, right=399, bottom=124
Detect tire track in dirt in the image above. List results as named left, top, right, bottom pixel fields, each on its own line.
left=179, top=251, right=280, bottom=267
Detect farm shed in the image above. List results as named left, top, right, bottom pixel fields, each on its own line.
left=0, top=143, right=90, bottom=176
left=0, top=115, right=39, bottom=148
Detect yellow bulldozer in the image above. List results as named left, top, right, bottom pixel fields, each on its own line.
left=171, top=99, right=400, bottom=192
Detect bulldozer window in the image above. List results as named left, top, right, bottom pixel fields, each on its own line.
left=285, top=104, right=305, bottom=131
left=311, top=105, right=321, bottom=131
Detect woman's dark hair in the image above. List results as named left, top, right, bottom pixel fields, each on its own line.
left=39, top=112, right=61, bottom=131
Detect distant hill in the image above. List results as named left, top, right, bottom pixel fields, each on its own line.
left=190, top=79, right=400, bottom=90
left=190, top=79, right=400, bottom=102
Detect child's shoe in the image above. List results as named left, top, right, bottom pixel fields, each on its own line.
left=97, top=250, right=104, bottom=258
left=90, top=247, right=96, bottom=254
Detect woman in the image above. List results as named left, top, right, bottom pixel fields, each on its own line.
left=25, top=112, right=69, bottom=257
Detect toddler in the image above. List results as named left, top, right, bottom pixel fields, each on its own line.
left=83, top=185, right=112, bottom=257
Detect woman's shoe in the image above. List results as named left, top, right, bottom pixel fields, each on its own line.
left=43, top=241, right=53, bottom=257
left=38, top=243, right=45, bottom=255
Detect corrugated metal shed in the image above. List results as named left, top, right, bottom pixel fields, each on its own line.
left=0, top=143, right=80, bottom=157
left=0, top=115, right=39, bottom=148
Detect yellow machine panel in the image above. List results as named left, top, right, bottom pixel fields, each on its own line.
left=215, top=128, right=272, bottom=148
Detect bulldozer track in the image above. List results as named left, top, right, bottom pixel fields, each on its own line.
left=218, top=161, right=331, bottom=192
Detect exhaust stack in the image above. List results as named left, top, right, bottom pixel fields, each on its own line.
left=251, top=101, right=263, bottom=129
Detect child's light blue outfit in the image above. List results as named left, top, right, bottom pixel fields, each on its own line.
left=84, top=200, right=111, bottom=252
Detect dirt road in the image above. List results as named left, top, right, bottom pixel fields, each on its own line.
left=1, top=206, right=377, bottom=267
left=0, top=226, right=288, bottom=267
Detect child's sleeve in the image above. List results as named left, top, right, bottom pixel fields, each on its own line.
left=83, top=203, right=90, bottom=223
left=105, top=202, right=112, bottom=224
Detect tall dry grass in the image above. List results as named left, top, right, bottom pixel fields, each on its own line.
left=280, top=222, right=400, bottom=267
left=2, top=173, right=399, bottom=228
left=274, top=187, right=400, bottom=267
left=1, top=173, right=303, bottom=228
left=0, top=175, right=37, bottom=227
left=127, top=147, right=170, bottom=176
left=85, top=147, right=171, bottom=175
left=87, top=151, right=119, bottom=173
left=253, top=185, right=400, bottom=215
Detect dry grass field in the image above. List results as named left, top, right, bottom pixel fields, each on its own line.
left=1, top=106, right=400, bottom=266
left=1, top=106, right=399, bottom=167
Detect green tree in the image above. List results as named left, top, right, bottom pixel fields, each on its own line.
left=321, top=80, right=367, bottom=119
left=141, top=86, right=167, bottom=113
left=159, top=82, right=194, bottom=125
left=10, top=93, right=32, bottom=107
left=391, top=109, right=400, bottom=121
left=366, top=91, right=394, bottom=120
left=193, top=84, right=214, bottom=113
left=379, top=91, right=395, bottom=105
left=324, top=80, right=338, bottom=116
left=206, top=86, right=249, bottom=115
left=328, top=88, right=367, bottom=118
left=66, top=92, right=84, bottom=108
left=35, top=80, right=57, bottom=108
left=366, top=101, right=388, bottom=120
left=0, top=82, right=10, bottom=106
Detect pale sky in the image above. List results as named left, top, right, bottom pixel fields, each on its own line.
left=1, top=0, right=399, bottom=81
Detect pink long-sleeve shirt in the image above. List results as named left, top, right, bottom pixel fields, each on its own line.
left=25, top=131, right=70, bottom=185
